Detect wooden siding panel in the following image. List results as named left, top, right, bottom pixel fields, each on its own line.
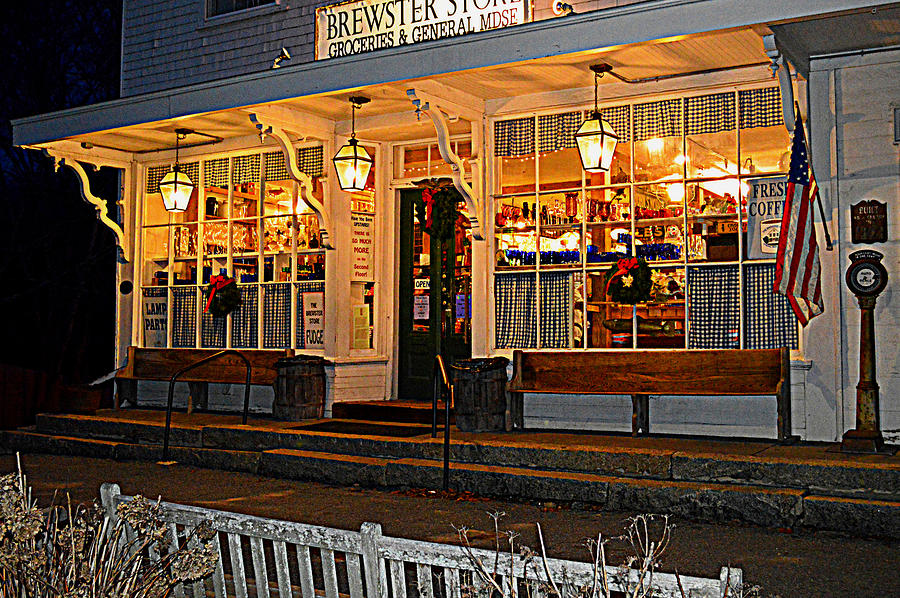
left=122, top=0, right=320, bottom=96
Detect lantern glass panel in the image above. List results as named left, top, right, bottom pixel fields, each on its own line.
left=159, top=170, right=195, bottom=212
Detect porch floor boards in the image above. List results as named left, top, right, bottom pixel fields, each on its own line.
left=2, top=406, right=899, bottom=538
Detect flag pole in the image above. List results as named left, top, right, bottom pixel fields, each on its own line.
left=794, top=101, right=834, bottom=251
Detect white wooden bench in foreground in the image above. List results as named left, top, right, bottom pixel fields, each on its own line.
left=100, top=483, right=741, bottom=598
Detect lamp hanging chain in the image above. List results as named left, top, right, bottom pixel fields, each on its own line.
left=351, top=102, right=357, bottom=140
left=594, top=71, right=599, bottom=115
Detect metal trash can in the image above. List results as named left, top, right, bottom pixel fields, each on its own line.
left=451, top=357, right=510, bottom=432
left=273, top=355, right=331, bottom=421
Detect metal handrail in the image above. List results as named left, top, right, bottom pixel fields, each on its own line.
left=431, top=355, right=453, bottom=491
left=162, top=349, right=252, bottom=462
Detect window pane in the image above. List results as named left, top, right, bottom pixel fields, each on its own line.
left=743, top=263, right=798, bottom=350
left=634, top=99, right=682, bottom=181
left=539, top=272, right=574, bottom=348
left=495, top=273, right=536, bottom=348
left=687, top=265, right=738, bottom=348
left=739, top=88, right=790, bottom=174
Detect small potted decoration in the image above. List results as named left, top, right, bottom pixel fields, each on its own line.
left=604, top=257, right=652, bottom=304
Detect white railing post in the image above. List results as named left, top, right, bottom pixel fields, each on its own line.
left=361, top=522, right=385, bottom=598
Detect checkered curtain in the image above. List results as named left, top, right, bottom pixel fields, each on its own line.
left=743, top=263, right=798, bottom=349
left=231, top=285, right=259, bottom=348
left=146, top=166, right=168, bottom=193
left=539, top=272, right=572, bottom=348
left=740, top=87, right=783, bottom=129
left=145, top=162, right=198, bottom=194
left=634, top=99, right=682, bottom=141
left=265, top=152, right=288, bottom=182
left=200, top=308, right=226, bottom=348
left=688, top=266, right=739, bottom=349
left=495, top=117, right=536, bottom=157
left=233, top=154, right=260, bottom=186
left=537, top=112, right=581, bottom=153
left=263, top=283, right=291, bottom=348
left=601, top=105, right=631, bottom=142
left=205, top=158, right=229, bottom=188
left=171, top=287, right=196, bottom=347
left=495, top=273, right=537, bottom=348
left=297, top=146, right=324, bottom=177
left=296, top=281, right=325, bottom=348
left=685, top=92, right=736, bottom=136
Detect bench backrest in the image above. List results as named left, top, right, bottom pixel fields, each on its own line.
left=510, top=348, right=788, bottom=396
left=119, top=347, right=292, bottom=386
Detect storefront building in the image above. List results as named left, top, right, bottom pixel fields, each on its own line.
left=12, top=0, right=899, bottom=442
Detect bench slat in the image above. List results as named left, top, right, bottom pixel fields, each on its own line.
left=511, top=349, right=784, bottom=395
left=118, top=348, right=291, bottom=385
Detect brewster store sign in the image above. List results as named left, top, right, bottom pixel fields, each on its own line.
left=316, top=0, right=529, bottom=59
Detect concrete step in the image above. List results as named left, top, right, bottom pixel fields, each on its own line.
left=1, top=430, right=260, bottom=473
left=35, top=412, right=205, bottom=447
left=4, top=425, right=898, bottom=538
left=259, top=447, right=900, bottom=538
left=22, top=412, right=900, bottom=502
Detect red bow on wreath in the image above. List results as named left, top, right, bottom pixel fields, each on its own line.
left=605, top=257, right=639, bottom=294
left=421, top=189, right=435, bottom=231
left=205, top=274, right=235, bottom=313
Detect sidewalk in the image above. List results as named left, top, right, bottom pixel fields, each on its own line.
left=3, top=452, right=896, bottom=598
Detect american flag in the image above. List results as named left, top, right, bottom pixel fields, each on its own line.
left=773, top=114, right=823, bottom=326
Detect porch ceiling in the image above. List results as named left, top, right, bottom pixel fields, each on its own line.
left=36, top=27, right=772, bottom=156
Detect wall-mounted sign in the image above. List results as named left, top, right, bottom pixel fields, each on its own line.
left=142, top=294, right=167, bottom=347
left=413, top=294, right=430, bottom=320
left=351, top=212, right=375, bottom=282
left=746, top=176, right=787, bottom=259
left=316, top=0, right=529, bottom=59
left=850, top=200, right=887, bottom=244
left=302, top=292, right=325, bottom=349
left=352, top=304, right=372, bottom=349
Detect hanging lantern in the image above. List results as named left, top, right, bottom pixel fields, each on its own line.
left=333, top=96, right=373, bottom=192
left=159, top=128, right=195, bottom=212
left=576, top=64, right=619, bottom=173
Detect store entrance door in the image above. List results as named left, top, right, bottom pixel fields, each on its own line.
left=398, top=188, right=472, bottom=400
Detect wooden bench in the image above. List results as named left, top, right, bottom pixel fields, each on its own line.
left=507, top=348, right=796, bottom=442
left=116, top=347, right=293, bottom=411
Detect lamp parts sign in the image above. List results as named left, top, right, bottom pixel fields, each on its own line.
left=316, top=0, right=528, bottom=59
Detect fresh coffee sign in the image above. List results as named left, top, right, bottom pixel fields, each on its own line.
left=316, top=0, right=529, bottom=59
left=746, top=176, right=787, bottom=259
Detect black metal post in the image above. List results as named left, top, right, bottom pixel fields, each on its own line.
left=162, top=349, right=252, bottom=462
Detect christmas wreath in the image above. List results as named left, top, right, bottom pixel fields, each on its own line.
left=415, top=187, right=461, bottom=240
left=204, top=274, right=242, bottom=317
left=604, top=257, right=652, bottom=304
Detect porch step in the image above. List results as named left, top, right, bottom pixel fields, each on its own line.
left=4, top=410, right=900, bottom=538
left=18, top=412, right=900, bottom=502
left=259, top=447, right=900, bottom=538
left=0, top=429, right=260, bottom=473
left=331, top=400, right=453, bottom=424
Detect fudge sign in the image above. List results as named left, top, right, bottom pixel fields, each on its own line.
left=316, top=0, right=529, bottom=59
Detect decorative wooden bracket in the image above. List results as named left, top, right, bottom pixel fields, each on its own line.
left=248, top=113, right=334, bottom=249
left=406, top=89, right=484, bottom=240
left=43, top=148, right=130, bottom=262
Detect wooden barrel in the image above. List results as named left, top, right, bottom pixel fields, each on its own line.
left=451, top=358, right=510, bottom=432
left=273, top=356, right=331, bottom=421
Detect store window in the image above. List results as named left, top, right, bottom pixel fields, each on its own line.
left=493, top=86, right=797, bottom=351
left=140, top=146, right=326, bottom=350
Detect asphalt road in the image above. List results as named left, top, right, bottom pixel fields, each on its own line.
left=2, top=453, right=896, bottom=598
